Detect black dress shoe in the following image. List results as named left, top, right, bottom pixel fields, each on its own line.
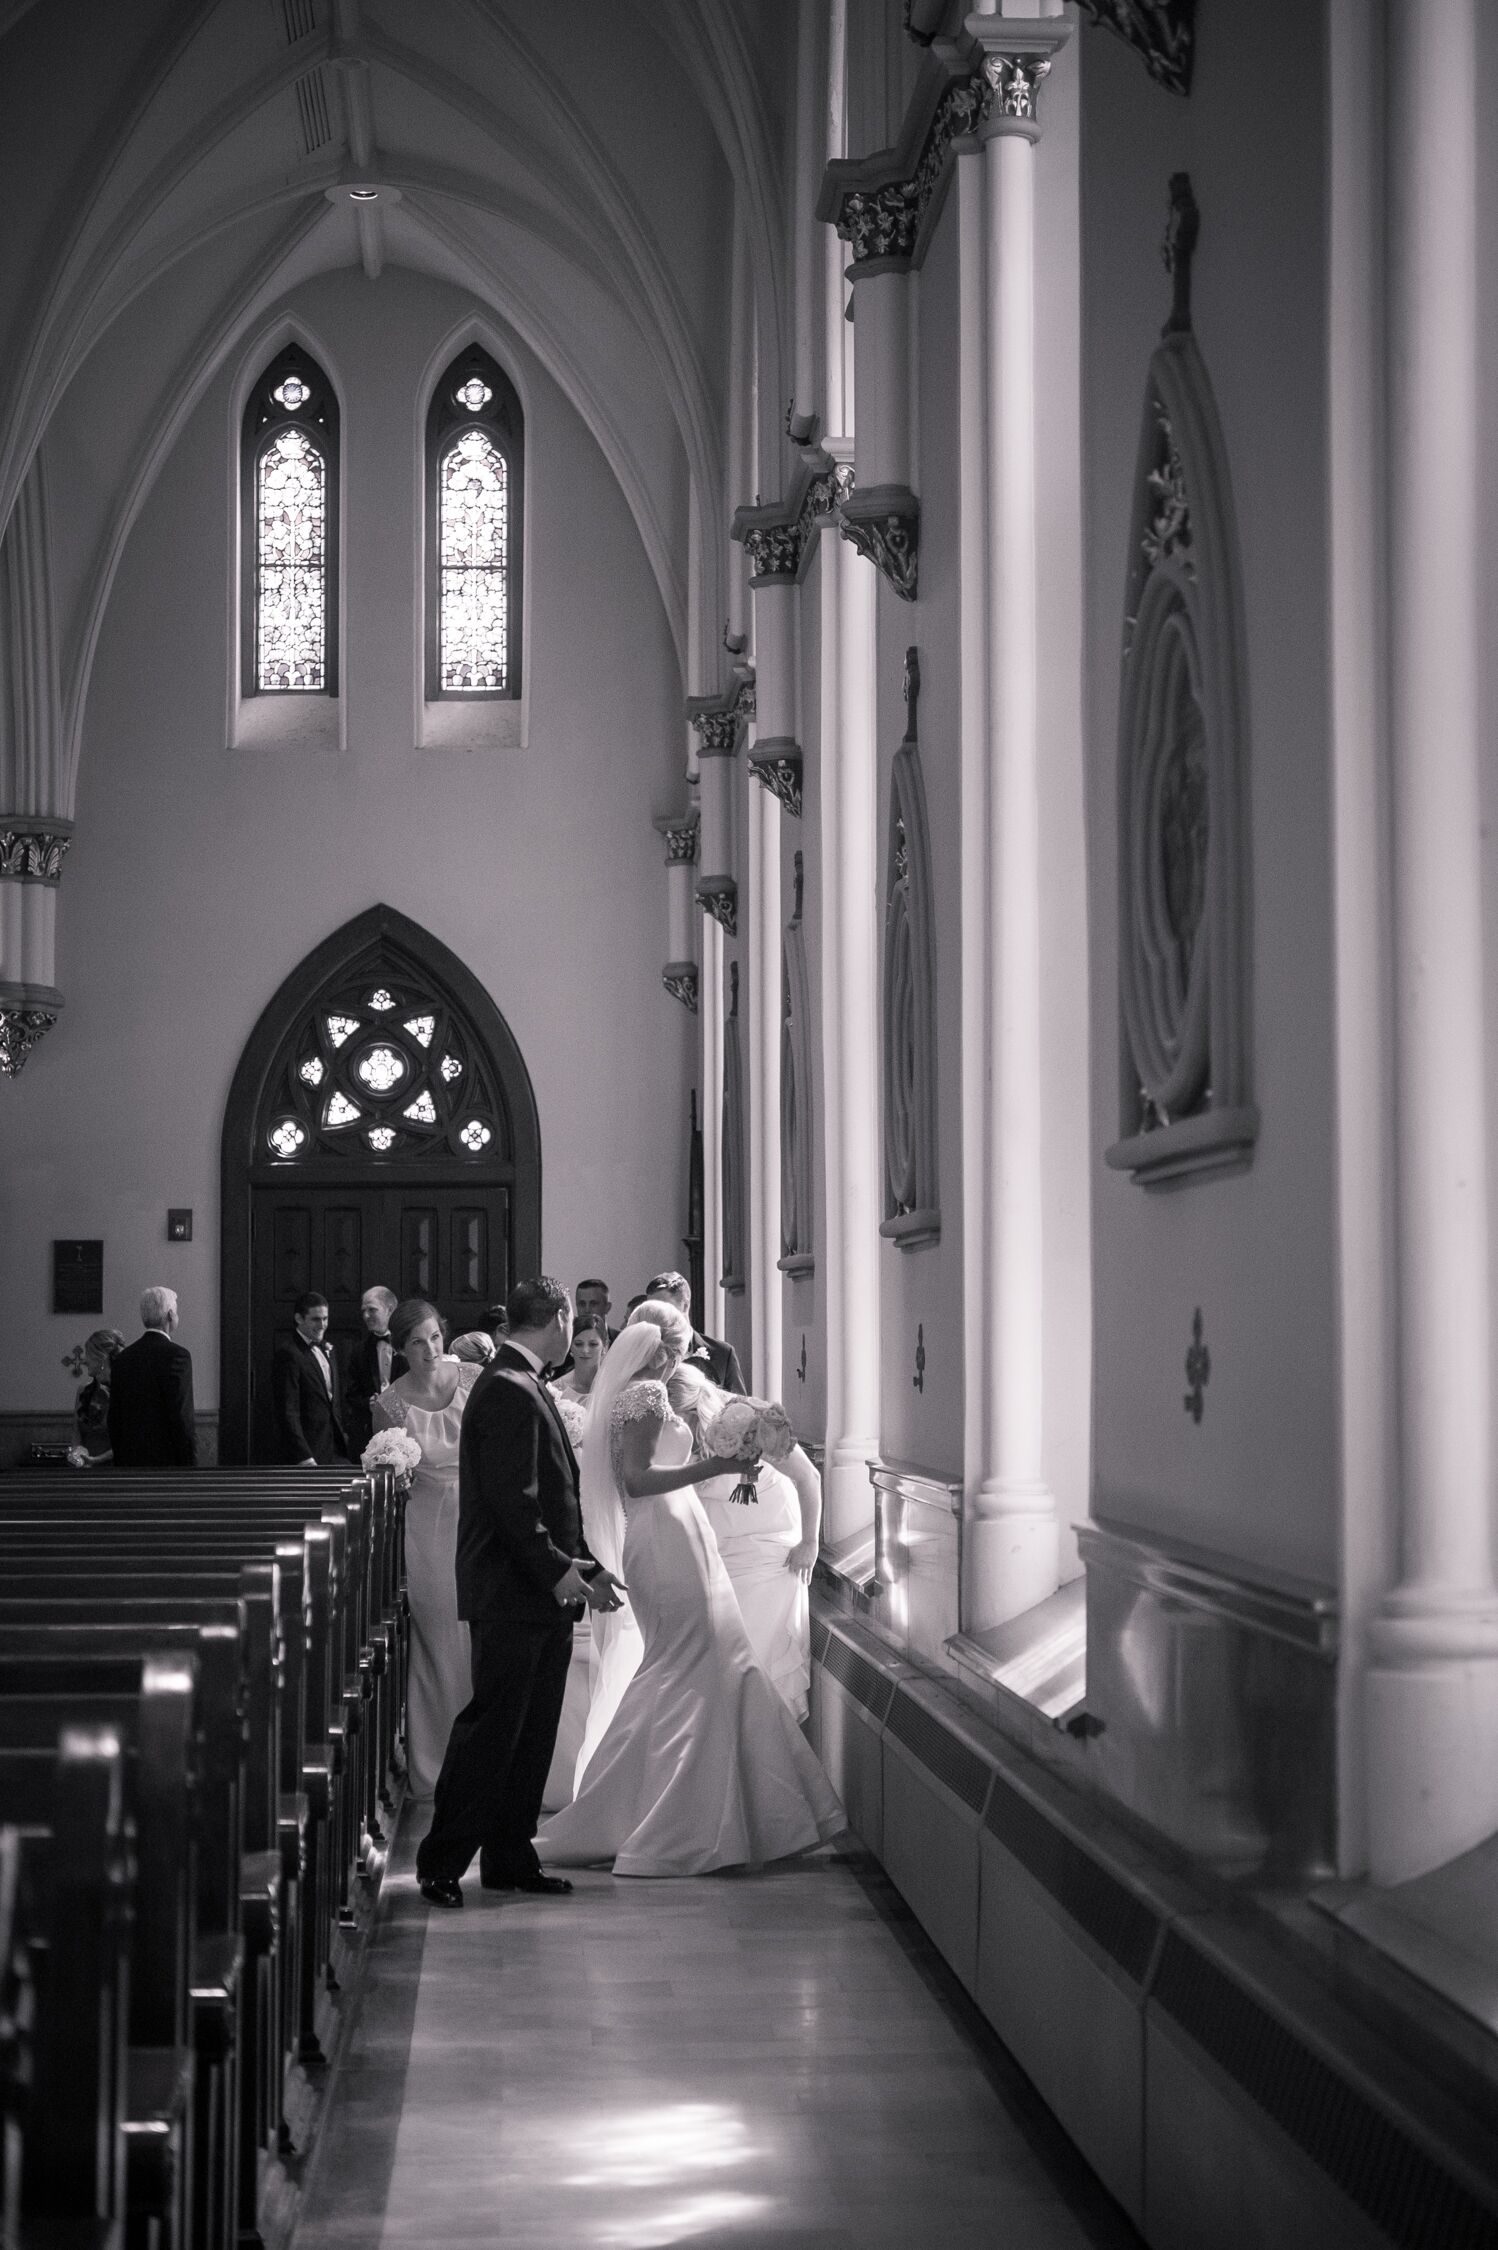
left=481, top=1869, right=573, bottom=1895
left=418, top=1875, right=463, bottom=1909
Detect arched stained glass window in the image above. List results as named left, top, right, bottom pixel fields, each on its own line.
left=426, top=345, right=524, bottom=699
left=241, top=344, right=339, bottom=696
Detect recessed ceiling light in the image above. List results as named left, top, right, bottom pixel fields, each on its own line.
left=349, top=187, right=379, bottom=202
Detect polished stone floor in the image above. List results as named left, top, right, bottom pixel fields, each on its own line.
left=293, top=1813, right=1144, bottom=2250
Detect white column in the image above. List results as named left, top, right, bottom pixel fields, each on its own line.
left=848, top=270, right=911, bottom=491
left=818, top=497, right=881, bottom=1550
left=747, top=758, right=783, bottom=1399
left=960, top=23, right=1066, bottom=1631
left=1364, top=0, right=1498, bottom=1884
left=700, top=909, right=727, bottom=1344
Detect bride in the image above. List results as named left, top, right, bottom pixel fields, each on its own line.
left=539, top=1305, right=843, bottom=1877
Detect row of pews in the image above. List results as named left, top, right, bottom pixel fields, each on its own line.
left=0, top=1463, right=407, bottom=2250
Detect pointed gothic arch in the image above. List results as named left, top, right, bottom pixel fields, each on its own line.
left=219, top=905, right=541, bottom=1461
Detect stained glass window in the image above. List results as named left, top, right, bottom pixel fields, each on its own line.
left=426, top=346, right=523, bottom=701
left=242, top=344, right=339, bottom=699
left=256, top=943, right=507, bottom=1168
left=355, top=1045, right=405, bottom=1093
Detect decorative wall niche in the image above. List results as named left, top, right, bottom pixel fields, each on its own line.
left=1106, top=177, right=1257, bottom=1188
left=721, top=960, right=746, bottom=1293
left=880, top=650, right=939, bottom=1245
left=779, top=852, right=815, bottom=1276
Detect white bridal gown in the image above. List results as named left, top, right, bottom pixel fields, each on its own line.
left=699, top=1460, right=811, bottom=1723
left=373, top=1359, right=478, bottom=1799
left=539, top=1380, right=843, bottom=1877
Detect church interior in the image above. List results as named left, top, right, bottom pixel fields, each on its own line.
left=3, top=0, right=1498, bottom=2244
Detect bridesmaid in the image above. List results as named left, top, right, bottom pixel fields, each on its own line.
left=370, top=1299, right=481, bottom=1799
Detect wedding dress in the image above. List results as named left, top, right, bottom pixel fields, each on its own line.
left=698, top=1458, right=811, bottom=1722
left=372, top=1358, right=479, bottom=1798
left=539, top=1371, right=843, bottom=1877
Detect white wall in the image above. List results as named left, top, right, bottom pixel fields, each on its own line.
left=0, top=266, right=692, bottom=1413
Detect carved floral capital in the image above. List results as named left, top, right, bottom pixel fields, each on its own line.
left=839, top=488, right=920, bottom=603
left=981, top=50, right=1051, bottom=121
left=697, top=878, right=739, bottom=939
left=660, top=818, right=699, bottom=866
left=749, top=745, right=803, bottom=819
left=0, top=824, right=72, bottom=884
left=0, top=1005, right=59, bottom=1074
left=663, top=965, right=699, bottom=1014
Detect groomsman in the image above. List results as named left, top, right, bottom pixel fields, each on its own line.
left=272, top=1291, right=349, bottom=1464
left=645, top=1270, right=745, bottom=1394
left=344, top=1284, right=405, bottom=1459
left=108, top=1285, right=198, bottom=1466
left=574, top=1278, right=619, bottom=1343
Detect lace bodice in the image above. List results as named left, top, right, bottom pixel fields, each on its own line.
left=608, top=1379, right=691, bottom=1492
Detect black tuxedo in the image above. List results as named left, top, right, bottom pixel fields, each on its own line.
left=417, top=1344, right=597, bottom=1885
left=683, top=1327, right=746, bottom=1395
left=107, top=1328, right=197, bottom=1467
left=343, top=1332, right=408, bottom=1460
left=271, top=1332, right=348, bottom=1464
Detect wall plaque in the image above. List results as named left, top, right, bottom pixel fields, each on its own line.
left=167, top=1209, right=193, bottom=1242
left=53, top=1238, right=103, bottom=1315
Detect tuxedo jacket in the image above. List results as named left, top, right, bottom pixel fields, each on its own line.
left=343, top=1333, right=408, bottom=1459
left=271, top=1332, right=348, bottom=1464
left=456, top=1343, right=595, bottom=1625
left=107, top=1329, right=197, bottom=1467
left=683, top=1328, right=746, bottom=1396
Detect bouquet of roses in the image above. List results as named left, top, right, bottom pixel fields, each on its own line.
left=698, top=1393, right=795, bottom=1505
left=360, top=1427, right=422, bottom=1491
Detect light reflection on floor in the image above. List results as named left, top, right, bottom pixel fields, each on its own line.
left=559, top=2100, right=775, bottom=2243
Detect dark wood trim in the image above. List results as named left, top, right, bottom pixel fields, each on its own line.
left=219, top=904, right=541, bottom=1460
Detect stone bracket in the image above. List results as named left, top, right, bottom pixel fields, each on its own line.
left=696, top=878, right=738, bottom=939
left=749, top=738, right=803, bottom=819
left=0, top=982, right=63, bottom=1076
left=839, top=485, right=920, bottom=602
left=662, top=964, right=699, bottom=1013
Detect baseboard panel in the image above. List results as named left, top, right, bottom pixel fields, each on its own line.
left=810, top=1604, right=1498, bottom=2250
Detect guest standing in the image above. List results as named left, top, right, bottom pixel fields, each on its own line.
left=552, top=1315, right=607, bottom=1407
left=108, top=1287, right=198, bottom=1467
left=645, top=1269, right=746, bottom=1394
left=574, top=1278, right=620, bottom=1343
left=345, top=1284, right=405, bottom=1459
left=371, top=1300, right=480, bottom=1799
left=74, top=1327, right=124, bottom=1464
left=271, top=1291, right=349, bottom=1465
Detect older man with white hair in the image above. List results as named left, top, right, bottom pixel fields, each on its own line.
left=107, top=1284, right=197, bottom=1467
left=345, top=1283, right=406, bottom=1460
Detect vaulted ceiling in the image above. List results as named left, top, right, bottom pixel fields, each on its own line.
left=0, top=0, right=796, bottom=795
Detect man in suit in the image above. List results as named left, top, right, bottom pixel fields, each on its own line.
left=416, top=1276, right=625, bottom=1908
left=108, top=1285, right=198, bottom=1466
left=271, top=1291, right=349, bottom=1464
left=344, top=1284, right=405, bottom=1460
left=574, top=1277, right=619, bottom=1344
left=645, top=1269, right=746, bottom=1394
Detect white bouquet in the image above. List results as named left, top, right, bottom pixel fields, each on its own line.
left=360, top=1427, right=422, bottom=1490
left=552, top=1391, right=587, bottom=1450
left=699, top=1393, right=795, bottom=1504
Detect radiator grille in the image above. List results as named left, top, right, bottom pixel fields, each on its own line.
left=280, top=0, right=316, bottom=40
left=810, top=1618, right=830, bottom=1664
left=819, top=1632, right=894, bottom=1723
left=295, top=67, right=332, bottom=153
left=984, top=1773, right=1159, bottom=1985
left=1153, top=1932, right=1498, bottom=2249
left=885, top=1691, right=990, bottom=1812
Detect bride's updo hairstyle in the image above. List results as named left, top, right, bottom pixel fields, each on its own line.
left=625, top=1296, right=692, bottom=1372
left=390, top=1297, right=444, bottom=1354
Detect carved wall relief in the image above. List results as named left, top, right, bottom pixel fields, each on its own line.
left=779, top=853, right=815, bottom=1276
left=1107, top=178, right=1258, bottom=1187
left=880, top=651, right=939, bottom=1244
left=721, top=960, right=746, bottom=1293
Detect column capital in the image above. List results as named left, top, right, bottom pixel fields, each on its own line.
left=685, top=671, right=754, bottom=757
left=654, top=813, right=699, bottom=865
left=0, top=817, right=73, bottom=884
left=963, top=17, right=1071, bottom=140
left=732, top=452, right=854, bottom=586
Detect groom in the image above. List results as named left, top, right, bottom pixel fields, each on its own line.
left=417, top=1276, right=625, bottom=1907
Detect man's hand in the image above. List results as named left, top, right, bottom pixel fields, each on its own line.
left=551, top=1561, right=592, bottom=1606
left=579, top=1564, right=627, bottom=1614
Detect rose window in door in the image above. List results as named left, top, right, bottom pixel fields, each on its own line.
left=259, top=961, right=507, bottom=1165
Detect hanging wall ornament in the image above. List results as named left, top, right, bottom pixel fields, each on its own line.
left=1107, top=175, right=1257, bottom=1186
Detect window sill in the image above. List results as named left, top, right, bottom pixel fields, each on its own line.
left=879, top=1207, right=940, bottom=1248
left=418, top=696, right=526, bottom=752
left=1105, top=1104, right=1259, bottom=1186
left=229, top=693, right=343, bottom=753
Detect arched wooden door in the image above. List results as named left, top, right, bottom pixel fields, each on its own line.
left=219, top=905, right=540, bottom=1462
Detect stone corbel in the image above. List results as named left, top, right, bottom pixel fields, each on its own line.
left=662, top=965, right=699, bottom=1013
left=696, top=880, right=738, bottom=939
left=836, top=487, right=920, bottom=603
left=747, top=742, right=803, bottom=819
left=0, top=815, right=72, bottom=1074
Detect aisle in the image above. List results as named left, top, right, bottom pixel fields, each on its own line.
left=294, top=1819, right=1143, bottom=2250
